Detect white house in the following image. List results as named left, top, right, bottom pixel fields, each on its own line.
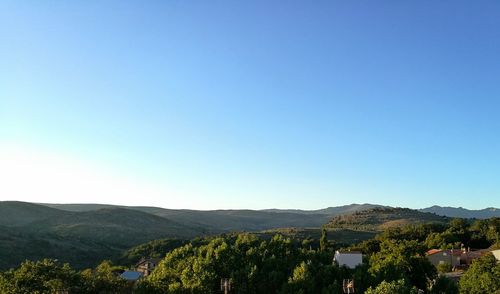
left=333, top=250, right=363, bottom=269
left=491, top=249, right=500, bottom=262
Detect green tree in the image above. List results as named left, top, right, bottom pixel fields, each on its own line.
left=81, top=260, right=129, bottom=293
left=365, top=279, right=418, bottom=294
left=0, top=259, right=84, bottom=294
left=436, top=262, right=452, bottom=274
left=430, top=275, right=458, bottom=294
left=369, top=240, right=436, bottom=290
left=282, top=261, right=313, bottom=294
left=138, top=233, right=338, bottom=294
left=459, top=253, right=500, bottom=294
left=320, top=227, right=328, bottom=252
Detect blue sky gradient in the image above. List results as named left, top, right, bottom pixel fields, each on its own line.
left=1, top=1, right=499, bottom=209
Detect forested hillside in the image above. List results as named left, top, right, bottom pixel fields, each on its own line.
left=327, top=207, right=450, bottom=231
left=0, top=201, right=498, bottom=275
left=1, top=217, right=498, bottom=293
left=42, top=203, right=335, bottom=231
left=0, top=202, right=204, bottom=269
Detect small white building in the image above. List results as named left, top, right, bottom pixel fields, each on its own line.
left=491, top=249, right=500, bottom=262
left=333, top=250, right=363, bottom=269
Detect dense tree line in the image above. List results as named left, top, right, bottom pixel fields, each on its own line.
left=0, top=259, right=132, bottom=294
left=0, top=217, right=498, bottom=293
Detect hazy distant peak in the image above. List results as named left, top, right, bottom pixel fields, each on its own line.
left=419, top=205, right=500, bottom=219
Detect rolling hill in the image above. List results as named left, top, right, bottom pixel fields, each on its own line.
left=40, top=203, right=390, bottom=231
left=27, top=207, right=204, bottom=245
left=1, top=201, right=498, bottom=270
left=42, top=204, right=332, bottom=231
left=419, top=205, right=500, bottom=219
left=326, top=207, right=450, bottom=232
left=0, top=202, right=205, bottom=269
left=262, top=203, right=386, bottom=215
left=0, top=201, right=70, bottom=226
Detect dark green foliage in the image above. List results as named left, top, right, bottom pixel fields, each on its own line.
left=0, top=202, right=204, bottom=270
left=349, top=239, right=381, bottom=255
left=1, top=201, right=499, bottom=293
left=0, top=259, right=131, bottom=294
left=44, top=203, right=333, bottom=232
left=365, top=279, right=418, bottom=294
left=258, top=227, right=376, bottom=247
left=119, top=238, right=188, bottom=265
left=469, top=217, right=500, bottom=248
left=459, top=253, right=500, bottom=294
left=0, top=259, right=84, bottom=294
left=327, top=208, right=450, bottom=232
left=0, top=201, right=377, bottom=270
left=430, top=275, right=459, bottom=294
left=436, top=262, right=452, bottom=274
left=422, top=217, right=500, bottom=250
left=80, top=261, right=130, bottom=293
left=320, top=226, right=328, bottom=252
left=0, top=201, right=68, bottom=226
left=0, top=225, right=120, bottom=271
left=135, top=234, right=355, bottom=293
left=368, top=240, right=436, bottom=291
left=280, top=259, right=350, bottom=294
left=379, top=223, right=447, bottom=242
left=1, top=222, right=498, bottom=293
left=29, top=208, right=201, bottom=246
left=376, top=218, right=499, bottom=251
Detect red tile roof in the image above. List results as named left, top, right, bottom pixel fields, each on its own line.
left=426, top=249, right=442, bottom=256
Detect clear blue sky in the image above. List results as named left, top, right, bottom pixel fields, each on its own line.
left=1, top=1, right=499, bottom=210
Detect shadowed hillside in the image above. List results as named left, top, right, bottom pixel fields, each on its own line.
left=0, top=202, right=205, bottom=269
left=1, top=201, right=495, bottom=270
left=41, top=203, right=390, bottom=231
left=28, top=207, right=203, bottom=245
left=0, top=201, right=71, bottom=226
left=42, top=204, right=332, bottom=231
left=419, top=205, right=500, bottom=219
left=262, top=203, right=386, bottom=215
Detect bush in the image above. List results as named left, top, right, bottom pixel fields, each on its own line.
left=436, top=262, right=452, bottom=273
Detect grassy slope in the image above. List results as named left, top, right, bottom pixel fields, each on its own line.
left=326, top=207, right=450, bottom=232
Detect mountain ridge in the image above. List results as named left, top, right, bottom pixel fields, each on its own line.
left=326, top=207, right=450, bottom=231
left=419, top=205, right=500, bottom=219
left=40, top=202, right=500, bottom=219
left=0, top=201, right=498, bottom=270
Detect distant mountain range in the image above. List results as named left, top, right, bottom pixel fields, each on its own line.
left=262, top=203, right=387, bottom=215
left=41, top=203, right=332, bottom=232
left=264, top=204, right=500, bottom=219
left=42, top=202, right=500, bottom=219
left=419, top=205, right=500, bottom=219
left=0, top=201, right=498, bottom=270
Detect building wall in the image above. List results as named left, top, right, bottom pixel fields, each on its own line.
left=491, top=249, right=500, bottom=262
left=427, top=251, right=461, bottom=267
left=334, top=252, right=362, bottom=269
